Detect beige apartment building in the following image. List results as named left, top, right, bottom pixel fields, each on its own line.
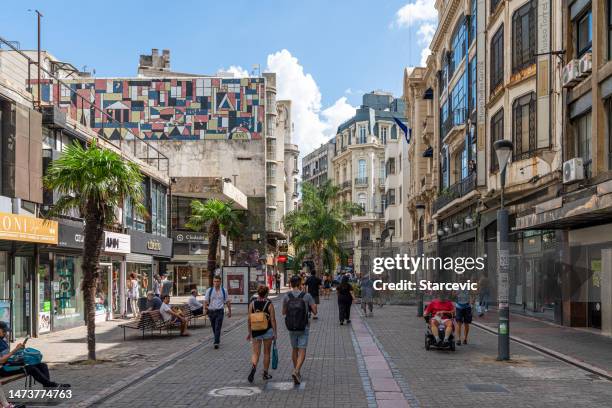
left=330, top=91, right=407, bottom=276
left=396, top=0, right=612, bottom=334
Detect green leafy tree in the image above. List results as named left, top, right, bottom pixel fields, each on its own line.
left=44, top=140, right=145, bottom=361
left=186, top=199, right=240, bottom=285
left=284, top=181, right=362, bottom=276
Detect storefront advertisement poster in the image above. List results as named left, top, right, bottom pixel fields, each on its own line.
left=38, top=311, right=50, bottom=333
left=222, top=266, right=249, bottom=304
left=0, top=300, right=10, bottom=326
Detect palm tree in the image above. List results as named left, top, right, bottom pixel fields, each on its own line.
left=44, top=140, right=145, bottom=361
left=186, top=199, right=240, bottom=285
left=284, top=181, right=362, bottom=276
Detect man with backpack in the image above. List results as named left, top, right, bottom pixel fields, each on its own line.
left=282, top=275, right=316, bottom=385
left=204, top=275, right=232, bottom=349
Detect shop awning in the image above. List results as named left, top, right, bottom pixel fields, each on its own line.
left=423, top=88, right=434, bottom=99
left=422, top=146, right=433, bottom=157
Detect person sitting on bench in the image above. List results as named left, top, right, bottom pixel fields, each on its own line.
left=188, top=289, right=204, bottom=316
left=144, top=291, right=162, bottom=312
left=160, top=296, right=189, bottom=336
left=0, top=322, right=70, bottom=388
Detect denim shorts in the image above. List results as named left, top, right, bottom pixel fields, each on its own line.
left=289, top=327, right=309, bottom=349
left=253, top=328, right=274, bottom=340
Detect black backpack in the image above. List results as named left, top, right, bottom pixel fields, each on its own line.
left=285, top=292, right=308, bottom=331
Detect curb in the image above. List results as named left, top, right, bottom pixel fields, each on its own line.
left=471, top=321, right=612, bottom=382
left=72, top=315, right=249, bottom=407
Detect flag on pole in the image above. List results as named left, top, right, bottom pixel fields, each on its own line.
left=393, top=116, right=411, bottom=144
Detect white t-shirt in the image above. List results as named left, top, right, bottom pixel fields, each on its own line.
left=204, top=287, right=227, bottom=310
left=160, top=302, right=173, bottom=321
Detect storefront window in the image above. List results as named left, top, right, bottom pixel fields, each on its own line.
left=172, top=264, right=208, bottom=295
left=53, top=255, right=84, bottom=330
left=151, top=181, right=167, bottom=236
left=127, top=263, right=153, bottom=297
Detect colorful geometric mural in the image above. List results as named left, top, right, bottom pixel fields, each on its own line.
left=32, top=77, right=266, bottom=141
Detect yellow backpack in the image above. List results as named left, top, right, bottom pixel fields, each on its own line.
left=250, top=300, right=270, bottom=331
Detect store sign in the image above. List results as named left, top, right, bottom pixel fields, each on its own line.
left=104, top=231, right=131, bottom=254
left=147, top=239, right=162, bottom=251
left=130, top=229, right=172, bottom=257
left=58, top=222, right=85, bottom=249
left=0, top=212, right=58, bottom=244
left=172, top=231, right=207, bottom=243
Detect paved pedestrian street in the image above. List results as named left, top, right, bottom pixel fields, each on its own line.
left=13, top=295, right=607, bottom=408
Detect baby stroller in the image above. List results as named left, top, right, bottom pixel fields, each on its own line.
left=424, top=315, right=456, bottom=351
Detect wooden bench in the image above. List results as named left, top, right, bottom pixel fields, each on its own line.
left=182, top=305, right=208, bottom=328
left=0, top=369, right=32, bottom=388
left=120, top=304, right=204, bottom=340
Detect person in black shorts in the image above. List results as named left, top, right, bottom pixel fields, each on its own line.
left=305, top=272, right=322, bottom=319
left=454, top=288, right=474, bottom=345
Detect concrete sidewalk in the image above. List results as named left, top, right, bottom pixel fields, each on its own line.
left=472, top=310, right=612, bottom=378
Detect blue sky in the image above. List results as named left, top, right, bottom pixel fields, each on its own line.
left=0, top=0, right=436, bottom=154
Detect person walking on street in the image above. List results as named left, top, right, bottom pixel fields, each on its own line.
left=160, top=274, right=173, bottom=298
left=282, top=275, right=316, bottom=385
left=454, top=286, right=475, bottom=345
left=477, top=273, right=490, bottom=316
left=304, top=272, right=322, bottom=319
left=322, top=274, right=332, bottom=299
left=359, top=275, right=375, bottom=317
left=275, top=273, right=281, bottom=294
left=127, top=272, right=140, bottom=318
left=337, top=275, right=354, bottom=325
left=152, top=274, right=162, bottom=297
left=247, top=285, right=278, bottom=383
left=204, top=275, right=232, bottom=349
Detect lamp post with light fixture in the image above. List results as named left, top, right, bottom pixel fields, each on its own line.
left=493, top=139, right=513, bottom=361
left=415, top=204, right=425, bottom=316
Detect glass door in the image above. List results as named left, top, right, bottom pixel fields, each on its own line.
left=588, top=250, right=602, bottom=329
left=12, top=256, right=32, bottom=338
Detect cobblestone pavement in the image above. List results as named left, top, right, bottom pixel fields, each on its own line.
left=474, top=310, right=612, bottom=377
left=362, top=304, right=612, bottom=408
left=96, top=295, right=367, bottom=408
left=6, top=296, right=612, bottom=407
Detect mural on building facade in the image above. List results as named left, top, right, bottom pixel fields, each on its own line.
left=32, top=77, right=265, bottom=141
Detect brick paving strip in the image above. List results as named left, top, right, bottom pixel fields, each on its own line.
left=350, top=307, right=420, bottom=408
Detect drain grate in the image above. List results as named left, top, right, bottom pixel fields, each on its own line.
left=465, top=383, right=510, bottom=393
left=208, top=386, right=262, bottom=397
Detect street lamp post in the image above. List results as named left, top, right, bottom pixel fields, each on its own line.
left=415, top=203, right=425, bottom=316
left=493, top=139, right=513, bottom=361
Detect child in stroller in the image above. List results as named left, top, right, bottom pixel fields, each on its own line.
left=423, top=297, right=456, bottom=351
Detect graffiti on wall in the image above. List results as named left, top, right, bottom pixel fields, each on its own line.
left=32, top=77, right=266, bottom=141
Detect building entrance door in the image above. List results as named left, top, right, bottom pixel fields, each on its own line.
left=12, top=256, right=32, bottom=338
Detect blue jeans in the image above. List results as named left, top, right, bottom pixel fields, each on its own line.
left=208, top=309, right=224, bottom=344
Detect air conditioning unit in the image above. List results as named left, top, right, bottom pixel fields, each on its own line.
left=563, top=158, right=584, bottom=184
left=579, top=52, right=592, bottom=77
left=562, top=60, right=580, bottom=88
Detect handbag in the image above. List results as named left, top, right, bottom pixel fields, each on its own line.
left=271, top=340, right=278, bottom=370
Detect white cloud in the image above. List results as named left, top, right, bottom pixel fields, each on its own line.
left=217, top=65, right=249, bottom=78
left=345, top=88, right=353, bottom=95
left=394, top=0, right=437, bottom=28
left=266, top=49, right=356, bottom=156
left=393, top=1, right=437, bottom=67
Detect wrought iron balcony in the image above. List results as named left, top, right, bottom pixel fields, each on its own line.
left=433, top=172, right=476, bottom=213
left=354, top=176, right=368, bottom=186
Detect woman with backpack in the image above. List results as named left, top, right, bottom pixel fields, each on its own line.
left=247, top=285, right=277, bottom=383
left=337, top=275, right=355, bottom=325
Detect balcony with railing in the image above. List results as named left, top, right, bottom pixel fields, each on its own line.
left=354, top=176, right=368, bottom=186
left=433, top=172, right=477, bottom=213
left=441, top=107, right=466, bottom=143
left=340, top=180, right=351, bottom=190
